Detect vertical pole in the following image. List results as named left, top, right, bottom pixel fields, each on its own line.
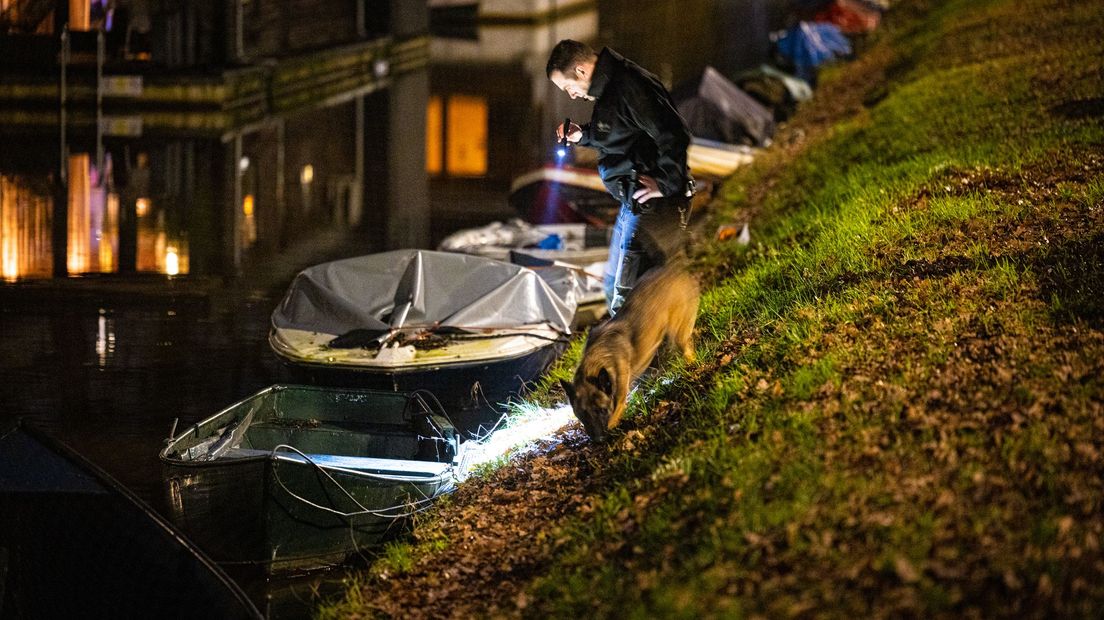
left=275, top=119, right=286, bottom=244
left=55, top=24, right=71, bottom=277
left=225, top=0, right=245, bottom=63
left=231, top=134, right=243, bottom=273
left=385, top=0, right=429, bottom=249
left=236, top=0, right=245, bottom=61
left=385, top=68, right=429, bottom=249
left=96, top=29, right=105, bottom=174
left=352, top=94, right=364, bottom=226
left=60, top=25, right=69, bottom=183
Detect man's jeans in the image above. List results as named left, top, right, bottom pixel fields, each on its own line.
left=603, top=199, right=685, bottom=315
left=604, top=203, right=641, bottom=315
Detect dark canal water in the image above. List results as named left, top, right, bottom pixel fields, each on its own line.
left=0, top=1, right=779, bottom=615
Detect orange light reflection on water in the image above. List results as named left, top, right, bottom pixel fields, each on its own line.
left=0, top=155, right=188, bottom=280
left=1, top=175, right=53, bottom=281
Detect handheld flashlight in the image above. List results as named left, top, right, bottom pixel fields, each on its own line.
left=556, top=118, right=571, bottom=160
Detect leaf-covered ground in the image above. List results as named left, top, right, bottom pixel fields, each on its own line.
left=319, top=0, right=1104, bottom=617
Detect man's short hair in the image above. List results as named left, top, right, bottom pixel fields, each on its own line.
left=546, top=39, right=597, bottom=78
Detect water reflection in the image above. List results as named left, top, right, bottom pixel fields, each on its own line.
left=1, top=175, right=52, bottom=280
left=1, top=150, right=194, bottom=278
left=95, top=307, right=116, bottom=367
left=0, top=92, right=409, bottom=281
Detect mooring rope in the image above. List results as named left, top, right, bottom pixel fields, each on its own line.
left=269, top=444, right=456, bottom=520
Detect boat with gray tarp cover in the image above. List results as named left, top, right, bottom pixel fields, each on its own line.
left=269, top=250, right=581, bottom=435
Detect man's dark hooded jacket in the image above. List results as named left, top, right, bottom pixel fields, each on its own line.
left=577, top=47, right=692, bottom=202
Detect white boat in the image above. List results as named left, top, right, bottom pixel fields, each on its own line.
left=437, top=218, right=609, bottom=265
left=509, top=139, right=756, bottom=225
left=437, top=219, right=610, bottom=325
left=687, top=137, right=759, bottom=178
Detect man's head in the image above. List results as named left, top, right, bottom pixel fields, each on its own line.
left=547, top=39, right=598, bottom=101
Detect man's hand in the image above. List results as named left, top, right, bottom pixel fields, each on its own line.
left=632, top=174, right=663, bottom=203
left=556, top=121, right=583, bottom=144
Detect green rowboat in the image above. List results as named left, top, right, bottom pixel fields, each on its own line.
left=160, top=384, right=460, bottom=574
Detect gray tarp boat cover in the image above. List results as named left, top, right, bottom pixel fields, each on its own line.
left=673, top=66, right=776, bottom=147
left=272, top=250, right=578, bottom=339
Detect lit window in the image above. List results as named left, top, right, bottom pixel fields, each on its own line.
left=165, top=246, right=180, bottom=276
left=446, top=95, right=488, bottom=177
left=426, top=96, right=443, bottom=176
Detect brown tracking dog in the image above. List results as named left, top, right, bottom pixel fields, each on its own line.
left=561, top=265, right=699, bottom=441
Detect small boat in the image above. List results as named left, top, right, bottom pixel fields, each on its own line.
left=437, top=220, right=610, bottom=327
left=508, top=164, right=618, bottom=225
left=509, top=139, right=755, bottom=225
left=686, top=137, right=758, bottom=179
left=269, top=250, right=580, bottom=434
left=160, top=384, right=461, bottom=574
left=812, top=0, right=881, bottom=35
left=437, top=218, right=610, bottom=266
left=0, top=420, right=263, bottom=619
left=734, top=64, right=813, bottom=121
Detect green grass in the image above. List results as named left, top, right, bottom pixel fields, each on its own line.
left=525, top=0, right=1104, bottom=615
left=319, top=0, right=1104, bottom=616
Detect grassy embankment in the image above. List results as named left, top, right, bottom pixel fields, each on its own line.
left=321, top=0, right=1104, bottom=616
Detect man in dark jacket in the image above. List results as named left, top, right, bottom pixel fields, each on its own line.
left=547, top=39, right=693, bottom=314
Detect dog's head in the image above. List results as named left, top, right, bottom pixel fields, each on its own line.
left=561, top=366, right=616, bottom=441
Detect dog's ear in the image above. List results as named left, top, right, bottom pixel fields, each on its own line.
left=560, top=379, right=576, bottom=406
left=596, top=367, right=613, bottom=396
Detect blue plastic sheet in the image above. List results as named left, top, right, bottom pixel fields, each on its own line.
left=776, top=21, right=852, bottom=82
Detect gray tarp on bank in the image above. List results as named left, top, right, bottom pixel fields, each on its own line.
left=673, top=66, right=776, bottom=147
left=272, top=250, right=578, bottom=339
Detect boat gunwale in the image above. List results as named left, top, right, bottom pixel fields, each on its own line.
left=6, top=419, right=264, bottom=619
left=267, top=325, right=565, bottom=373
left=158, top=384, right=456, bottom=468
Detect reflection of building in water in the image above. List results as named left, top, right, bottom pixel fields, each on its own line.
left=1, top=151, right=188, bottom=279
left=1, top=0, right=390, bottom=69
left=0, top=76, right=428, bottom=280
left=1, top=3, right=432, bottom=276
left=1, top=176, right=53, bottom=280
left=66, top=154, right=119, bottom=274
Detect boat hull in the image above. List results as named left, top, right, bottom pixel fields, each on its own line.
left=1, top=422, right=262, bottom=618
left=508, top=141, right=755, bottom=225
left=508, top=166, right=618, bottom=225
left=275, top=337, right=566, bottom=437
left=163, top=455, right=449, bottom=574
